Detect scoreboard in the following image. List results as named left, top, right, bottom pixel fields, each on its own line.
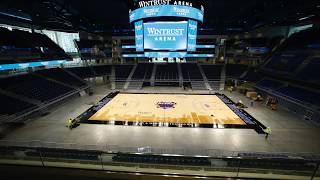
left=124, top=1, right=215, bottom=58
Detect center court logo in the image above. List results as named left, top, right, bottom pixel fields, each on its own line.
left=156, top=102, right=177, bottom=109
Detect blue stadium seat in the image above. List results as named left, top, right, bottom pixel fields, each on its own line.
left=155, top=64, right=178, bottom=81
left=201, top=65, right=222, bottom=80
left=181, top=63, right=203, bottom=81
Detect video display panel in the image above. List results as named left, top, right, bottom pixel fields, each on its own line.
left=187, top=20, right=197, bottom=52
left=134, top=20, right=144, bottom=52
left=143, top=21, right=188, bottom=50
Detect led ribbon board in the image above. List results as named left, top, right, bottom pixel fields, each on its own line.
left=186, top=54, right=214, bottom=57
left=122, top=45, right=136, bottom=49
left=144, top=21, right=188, bottom=50
left=122, top=53, right=214, bottom=58
left=122, top=54, right=144, bottom=58
left=247, top=47, right=269, bottom=54
left=0, top=60, right=66, bottom=71
left=196, top=45, right=215, bottom=48
left=144, top=52, right=187, bottom=58
left=129, top=5, right=204, bottom=23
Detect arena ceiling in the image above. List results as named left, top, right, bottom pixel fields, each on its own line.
left=0, top=0, right=319, bottom=34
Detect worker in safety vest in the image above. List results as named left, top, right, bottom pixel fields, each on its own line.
left=66, top=118, right=73, bottom=129
left=264, top=127, right=272, bottom=139
left=257, top=95, right=262, bottom=101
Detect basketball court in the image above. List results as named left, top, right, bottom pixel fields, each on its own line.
left=88, top=93, right=246, bottom=125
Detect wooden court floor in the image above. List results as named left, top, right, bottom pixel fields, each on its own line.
left=89, top=93, right=246, bottom=125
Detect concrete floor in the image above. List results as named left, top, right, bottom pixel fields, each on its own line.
left=1, top=85, right=320, bottom=155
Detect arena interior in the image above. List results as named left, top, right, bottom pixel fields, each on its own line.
left=0, top=0, right=319, bottom=179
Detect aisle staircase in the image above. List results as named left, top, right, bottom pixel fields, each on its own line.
left=124, top=64, right=138, bottom=89
left=219, top=64, right=226, bottom=90
left=197, top=64, right=211, bottom=90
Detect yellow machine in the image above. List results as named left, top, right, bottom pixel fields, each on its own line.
left=227, top=86, right=234, bottom=92
left=66, top=118, right=78, bottom=129
left=266, top=96, right=278, bottom=110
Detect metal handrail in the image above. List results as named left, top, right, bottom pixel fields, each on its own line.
left=0, top=140, right=319, bottom=160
